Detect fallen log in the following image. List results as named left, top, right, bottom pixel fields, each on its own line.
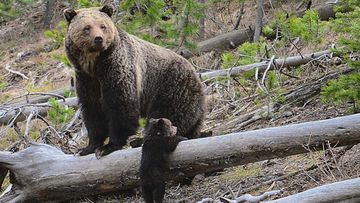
left=0, top=97, right=78, bottom=126
left=180, top=3, right=338, bottom=58
left=2, top=113, right=360, bottom=202
left=0, top=87, right=75, bottom=107
left=265, top=177, right=360, bottom=203
left=200, top=50, right=331, bottom=80
left=178, top=28, right=254, bottom=58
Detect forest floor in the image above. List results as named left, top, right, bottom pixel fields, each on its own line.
left=0, top=1, right=359, bottom=203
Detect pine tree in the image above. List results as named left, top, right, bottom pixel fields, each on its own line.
left=321, top=1, right=360, bottom=112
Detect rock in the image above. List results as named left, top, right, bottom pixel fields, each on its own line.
left=43, top=43, right=60, bottom=52
left=192, top=174, right=205, bottom=185
left=283, top=111, right=293, bottom=117
left=129, top=137, right=143, bottom=148
left=15, top=51, right=33, bottom=62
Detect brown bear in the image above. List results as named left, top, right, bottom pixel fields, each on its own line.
left=63, top=5, right=205, bottom=158
left=140, top=118, right=186, bottom=203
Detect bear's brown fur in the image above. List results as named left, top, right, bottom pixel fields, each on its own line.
left=64, top=5, right=205, bottom=158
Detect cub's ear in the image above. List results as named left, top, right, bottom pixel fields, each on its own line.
left=64, top=8, right=77, bottom=23
left=100, top=5, right=114, bottom=17
left=158, top=118, right=165, bottom=126
left=170, top=126, right=177, bottom=136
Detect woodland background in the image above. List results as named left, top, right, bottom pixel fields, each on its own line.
left=0, top=0, right=360, bottom=202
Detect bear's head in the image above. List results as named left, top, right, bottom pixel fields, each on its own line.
left=145, top=118, right=177, bottom=138
left=64, top=5, right=117, bottom=53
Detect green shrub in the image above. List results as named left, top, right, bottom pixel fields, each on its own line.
left=47, top=98, right=75, bottom=127
left=221, top=52, right=235, bottom=69
left=76, top=0, right=101, bottom=8
left=321, top=74, right=360, bottom=112
left=52, top=53, right=72, bottom=68
left=273, top=9, right=325, bottom=45
left=0, top=0, right=33, bottom=22
left=221, top=41, right=265, bottom=69
left=321, top=0, right=360, bottom=113
left=0, top=81, right=6, bottom=91
left=119, top=0, right=205, bottom=49
left=44, top=20, right=68, bottom=47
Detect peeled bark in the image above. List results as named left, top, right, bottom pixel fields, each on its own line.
left=1, top=114, right=360, bottom=202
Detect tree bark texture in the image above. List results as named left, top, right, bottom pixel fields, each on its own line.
left=265, top=177, right=360, bottom=203
left=253, top=0, right=264, bottom=42
left=200, top=50, right=331, bottom=79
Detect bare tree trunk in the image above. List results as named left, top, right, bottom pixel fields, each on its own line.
left=43, top=0, right=56, bottom=28
left=2, top=114, right=360, bottom=202
left=234, top=1, right=245, bottom=30
left=265, top=177, right=360, bottom=203
left=253, top=0, right=264, bottom=42
left=199, top=50, right=331, bottom=79
left=198, top=0, right=206, bottom=40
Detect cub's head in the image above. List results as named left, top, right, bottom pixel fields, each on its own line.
left=145, top=118, right=177, bottom=138
left=64, top=5, right=117, bottom=53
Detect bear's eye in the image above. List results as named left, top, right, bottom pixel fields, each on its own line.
left=100, top=25, right=106, bottom=30
left=83, top=25, right=91, bottom=33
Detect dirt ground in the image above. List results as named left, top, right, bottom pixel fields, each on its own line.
left=0, top=1, right=359, bottom=202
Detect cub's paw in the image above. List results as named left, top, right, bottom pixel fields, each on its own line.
left=178, top=136, right=188, bottom=142
left=77, top=146, right=97, bottom=156
left=95, top=144, right=120, bottom=159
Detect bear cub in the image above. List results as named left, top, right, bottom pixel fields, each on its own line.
left=140, top=118, right=186, bottom=203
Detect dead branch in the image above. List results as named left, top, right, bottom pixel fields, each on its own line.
left=200, top=50, right=331, bottom=80
left=0, top=97, right=78, bottom=126
left=220, top=190, right=281, bottom=203
left=1, top=87, right=74, bottom=107
left=261, top=55, right=275, bottom=86
left=265, top=177, right=360, bottom=203
left=22, top=108, right=37, bottom=143
left=240, top=165, right=318, bottom=195
left=4, top=64, right=28, bottom=80
left=1, top=114, right=360, bottom=202
left=233, top=1, right=245, bottom=30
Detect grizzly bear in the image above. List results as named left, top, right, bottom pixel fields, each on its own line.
left=140, top=118, right=186, bottom=203
left=63, top=5, right=205, bottom=158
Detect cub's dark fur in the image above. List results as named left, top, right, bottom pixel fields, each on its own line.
left=140, top=118, right=185, bottom=203
left=63, top=5, right=205, bottom=158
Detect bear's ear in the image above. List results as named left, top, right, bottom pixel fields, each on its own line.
left=100, top=5, right=114, bottom=17
left=64, top=8, right=77, bottom=23
left=158, top=118, right=165, bottom=126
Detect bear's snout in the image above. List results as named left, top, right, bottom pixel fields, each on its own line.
left=94, top=36, right=103, bottom=45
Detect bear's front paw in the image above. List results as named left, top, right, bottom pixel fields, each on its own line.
left=78, top=145, right=97, bottom=156
left=95, top=144, right=121, bottom=159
